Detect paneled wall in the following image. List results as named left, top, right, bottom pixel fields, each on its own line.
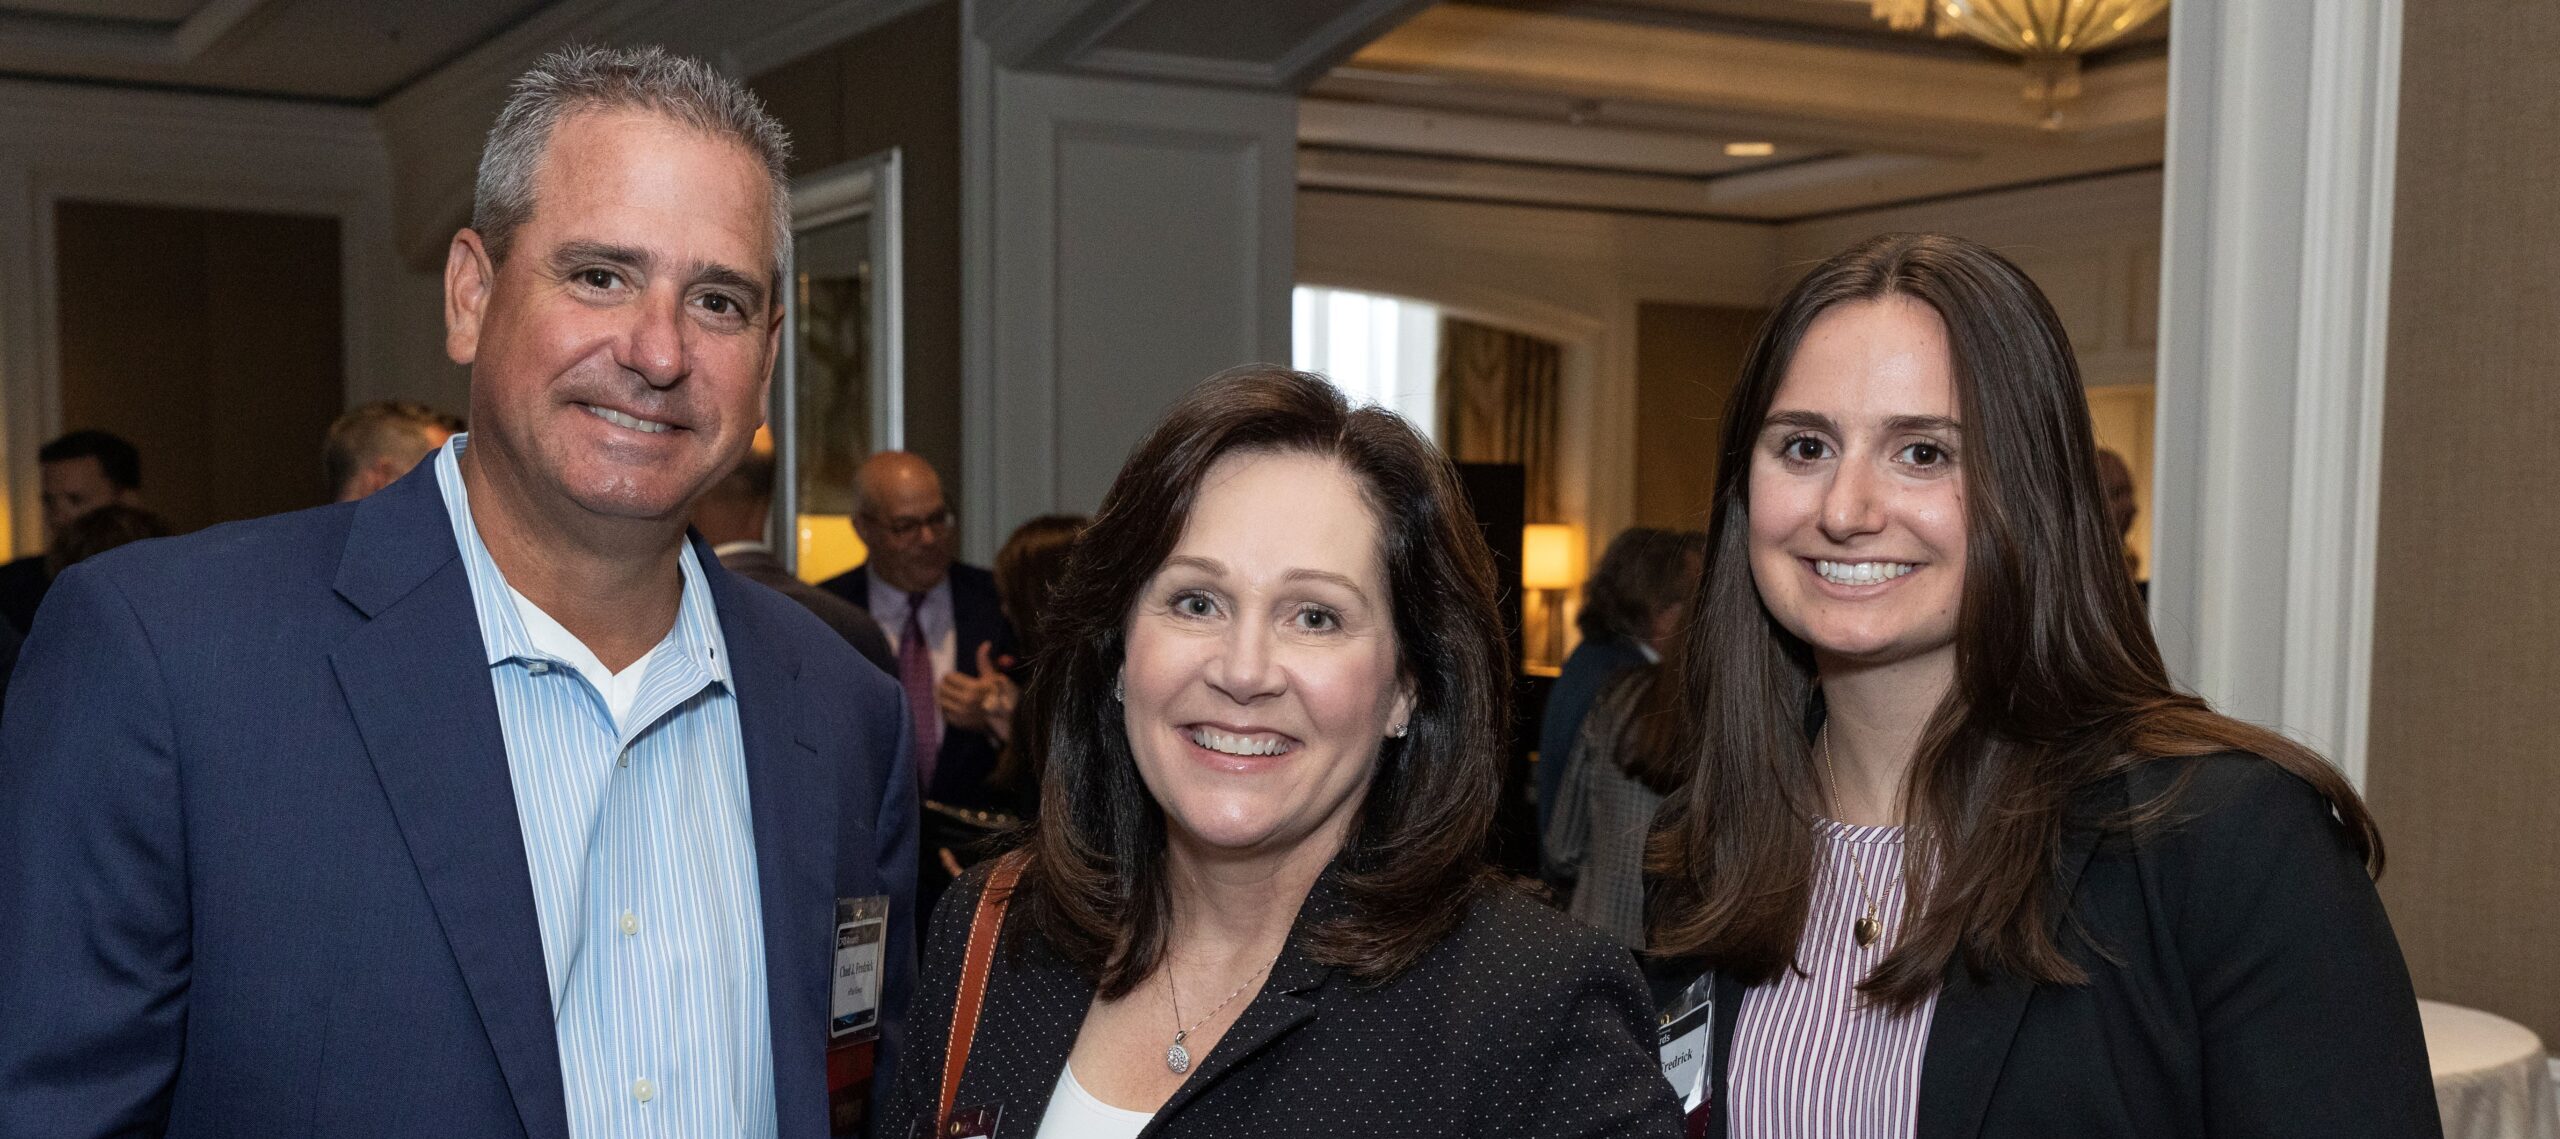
left=1633, top=302, right=1759, bottom=531
left=1775, top=170, right=2164, bottom=389
left=56, top=202, right=344, bottom=533
left=2366, top=0, right=2560, bottom=1042
left=964, top=62, right=1299, bottom=557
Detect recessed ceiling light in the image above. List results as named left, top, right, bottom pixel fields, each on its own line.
left=1725, top=141, right=1776, bottom=157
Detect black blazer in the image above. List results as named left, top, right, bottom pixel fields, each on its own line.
left=820, top=562, right=1016, bottom=809
left=1671, top=753, right=2438, bottom=1139
left=884, top=863, right=1683, bottom=1138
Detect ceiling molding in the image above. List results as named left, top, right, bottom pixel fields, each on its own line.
left=1299, top=96, right=1816, bottom=176
left=975, top=0, right=1429, bottom=91
left=1298, top=123, right=2165, bottom=221
left=374, top=0, right=928, bottom=269
left=0, top=0, right=274, bottom=65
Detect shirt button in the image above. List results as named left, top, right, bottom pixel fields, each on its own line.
left=527, top=661, right=550, bottom=675
left=620, top=910, right=639, bottom=936
left=632, top=1077, right=655, bottom=1103
left=617, top=747, right=631, bottom=768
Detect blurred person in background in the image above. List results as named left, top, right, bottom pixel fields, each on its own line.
left=693, top=436, right=895, bottom=673
left=0, top=429, right=143, bottom=635
left=48, top=504, right=170, bottom=577
left=2094, top=446, right=2145, bottom=599
left=821, top=451, right=1017, bottom=811
left=1540, top=552, right=1698, bottom=945
left=326, top=400, right=463, bottom=503
left=1534, top=526, right=1702, bottom=889
left=981, top=512, right=1090, bottom=750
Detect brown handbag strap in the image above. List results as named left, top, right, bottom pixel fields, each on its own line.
left=939, top=849, right=1028, bottom=1125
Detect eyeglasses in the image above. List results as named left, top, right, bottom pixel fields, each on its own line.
left=864, top=507, right=954, bottom=540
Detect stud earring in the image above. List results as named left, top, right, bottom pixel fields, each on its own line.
left=1112, top=676, right=1124, bottom=702
left=1388, top=722, right=1408, bottom=739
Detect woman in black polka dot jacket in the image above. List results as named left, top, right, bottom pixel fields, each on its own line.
left=882, top=368, right=1682, bottom=1139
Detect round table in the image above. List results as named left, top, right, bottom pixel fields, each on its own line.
left=2425, top=1000, right=2559, bottom=1139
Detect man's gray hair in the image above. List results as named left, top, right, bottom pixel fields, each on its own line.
left=472, top=44, right=793, bottom=286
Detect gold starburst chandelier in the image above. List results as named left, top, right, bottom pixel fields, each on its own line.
left=1870, top=0, right=2170, bottom=127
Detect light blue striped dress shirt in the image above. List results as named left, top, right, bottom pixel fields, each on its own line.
left=434, top=438, right=775, bottom=1138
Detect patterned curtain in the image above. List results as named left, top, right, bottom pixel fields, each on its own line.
left=1439, top=316, right=1562, bottom=522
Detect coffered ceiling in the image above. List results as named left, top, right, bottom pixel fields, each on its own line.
left=0, top=0, right=550, bottom=102
left=1300, top=0, right=2171, bottom=221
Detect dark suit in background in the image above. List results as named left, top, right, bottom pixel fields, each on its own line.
left=0, top=555, right=46, bottom=636
left=718, top=543, right=895, bottom=674
left=820, top=562, right=1015, bottom=809
left=0, top=465, right=919, bottom=1139
left=1665, top=754, right=2439, bottom=1139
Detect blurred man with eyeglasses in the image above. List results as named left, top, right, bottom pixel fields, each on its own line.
left=821, top=452, right=1017, bottom=819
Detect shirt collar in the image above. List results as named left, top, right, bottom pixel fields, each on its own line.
left=433, top=435, right=730, bottom=687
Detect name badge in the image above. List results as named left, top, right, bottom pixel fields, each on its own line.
left=831, top=895, right=890, bottom=1041
left=1657, top=972, right=1714, bottom=1123
left=910, top=1106, right=1003, bottom=1139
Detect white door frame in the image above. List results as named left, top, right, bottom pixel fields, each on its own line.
left=775, top=147, right=906, bottom=568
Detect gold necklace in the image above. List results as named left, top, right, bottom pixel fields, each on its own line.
left=1819, top=728, right=1888, bottom=949
left=1163, top=953, right=1277, bottom=1075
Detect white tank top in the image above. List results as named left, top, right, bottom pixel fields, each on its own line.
left=1034, top=1063, right=1153, bottom=1139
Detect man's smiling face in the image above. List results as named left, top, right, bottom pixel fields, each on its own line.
left=448, top=109, right=780, bottom=525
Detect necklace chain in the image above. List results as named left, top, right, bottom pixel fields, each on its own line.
left=1819, top=728, right=1889, bottom=949
left=1163, top=951, right=1278, bottom=1075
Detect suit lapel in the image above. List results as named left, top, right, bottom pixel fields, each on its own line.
left=1140, top=949, right=1326, bottom=1135
left=711, top=559, right=838, bottom=1139
left=1914, top=818, right=2105, bottom=1139
left=328, top=468, right=569, bottom=1139
left=1135, top=873, right=1344, bottom=1136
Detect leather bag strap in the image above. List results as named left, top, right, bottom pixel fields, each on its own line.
left=938, top=849, right=1028, bottom=1125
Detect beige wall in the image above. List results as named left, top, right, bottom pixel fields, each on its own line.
left=2366, top=2, right=2560, bottom=1042
left=1633, top=302, right=1758, bottom=531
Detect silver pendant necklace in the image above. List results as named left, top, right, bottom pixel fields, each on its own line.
left=1164, top=953, right=1278, bottom=1075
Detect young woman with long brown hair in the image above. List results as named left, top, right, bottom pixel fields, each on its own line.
left=1645, top=233, right=2437, bottom=1138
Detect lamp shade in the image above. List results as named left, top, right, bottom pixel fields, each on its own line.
left=1520, top=524, right=1581, bottom=590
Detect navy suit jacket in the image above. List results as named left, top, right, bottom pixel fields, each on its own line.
left=818, top=563, right=1015, bottom=809
left=0, top=461, right=918, bottom=1139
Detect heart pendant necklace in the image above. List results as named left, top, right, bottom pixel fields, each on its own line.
left=1821, top=729, right=1889, bottom=950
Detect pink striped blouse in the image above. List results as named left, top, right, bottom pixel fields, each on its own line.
left=1727, top=819, right=1938, bottom=1139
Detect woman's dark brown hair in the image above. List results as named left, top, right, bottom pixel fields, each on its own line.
left=1013, top=365, right=1507, bottom=997
left=992, top=513, right=1089, bottom=662
left=1646, top=233, right=2382, bottom=1010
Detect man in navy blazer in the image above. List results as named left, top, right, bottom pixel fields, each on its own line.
left=0, top=46, right=915, bottom=1139
left=819, top=452, right=1016, bottom=811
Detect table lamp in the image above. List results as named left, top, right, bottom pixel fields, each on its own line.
left=1521, top=524, right=1581, bottom=672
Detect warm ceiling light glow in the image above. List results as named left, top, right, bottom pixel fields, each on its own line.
left=1869, top=0, right=2171, bottom=126
left=1724, top=141, right=1776, bottom=157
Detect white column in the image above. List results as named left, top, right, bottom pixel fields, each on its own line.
left=2150, top=0, right=2402, bottom=784
left=958, top=27, right=1297, bottom=558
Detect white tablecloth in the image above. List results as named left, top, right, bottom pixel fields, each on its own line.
left=2425, top=1000, right=2559, bottom=1139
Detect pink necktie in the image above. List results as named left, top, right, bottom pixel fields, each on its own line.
left=898, top=592, right=938, bottom=792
